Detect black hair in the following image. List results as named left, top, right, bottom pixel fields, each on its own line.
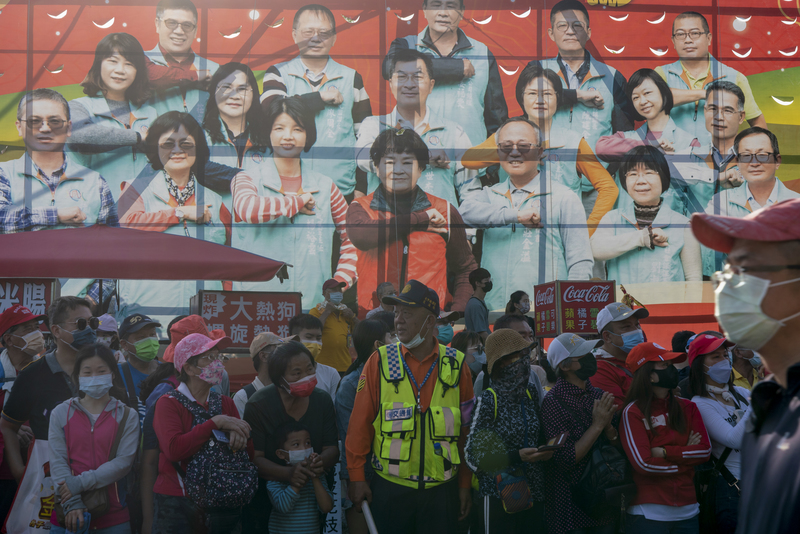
left=82, top=33, right=151, bottom=107
left=369, top=128, right=430, bottom=170
left=627, top=68, right=673, bottom=121
left=673, top=11, right=710, bottom=34
left=734, top=127, right=780, bottom=158
left=144, top=111, right=210, bottom=174
left=516, top=65, right=563, bottom=116
left=451, top=330, right=482, bottom=355
left=705, top=81, right=745, bottom=111
left=388, top=48, right=435, bottom=80
left=17, top=88, right=70, bottom=122
left=48, top=296, right=92, bottom=330
left=345, top=320, right=390, bottom=376
left=689, top=349, right=735, bottom=399
left=549, top=0, right=590, bottom=26
left=275, top=420, right=312, bottom=451
left=469, top=268, right=491, bottom=290
left=505, top=291, right=529, bottom=315
left=671, top=330, right=696, bottom=354
left=268, top=341, right=315, bottom=386
left=166, top=315, right=188, bottom=343
left=156, top=0, right=197, bottom=22
left=293, top=4, right=336, bottom=34
left=422, top=0, right=465, bottom=9
left=253, top=342, right=281, bottom=372
left=626, top=361, right=687, bottom=435
left=288, top=314, right=323, bottom=336
left=264, top=97, right=317, bottom=152
left=203, top=62, right=269, bottom=147
left=619, top=145, right=671, bottom=195
left=72, top=344, right=128, bottom=401
left=494, top=314, right=527, bottom=331
left=372, top=311, right=396, bottom=334
left=139, top=362, right=177, bottom=403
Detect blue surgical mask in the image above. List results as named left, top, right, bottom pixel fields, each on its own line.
left=611, top=329, right=644, bottom=354
left=705, top=359, right=733, bottom=383
left=69, top=326, right=97, bottom=350
left=749, top=352, right=763, bottom=368
left=329, top=293, right=344, bottom=304
left=79, top=374, right=113, bottom=399
left=437, top=324, right=454, bottom=345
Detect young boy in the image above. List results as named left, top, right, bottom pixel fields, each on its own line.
left=267, top=422, right=334, bottom=534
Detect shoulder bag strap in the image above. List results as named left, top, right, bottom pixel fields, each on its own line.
left=108, top=405, right=131, bottom=461
left=713, top=447, right=739, bottom=489
left=243, top=383, right=256, bottom=400
left=120, top=363, right=139, bottom=409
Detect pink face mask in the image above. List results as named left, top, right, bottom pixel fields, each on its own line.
left=283, top=374, right=317, bottom=397
left=199, top=359, right=225, bottom=386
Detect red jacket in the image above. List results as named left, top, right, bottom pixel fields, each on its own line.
left=592, top=352, right=632, bottom=411
left=620, top=397, right=711, bottom=507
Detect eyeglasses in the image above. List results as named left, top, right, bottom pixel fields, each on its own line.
left=298, top=28, right=334, bottom=40
left=712, top=263, right=800, bottom=288
left=672, top=30, right=708, bottom=41
left=217, top=84, right=253, bottom=98
left=554, top=21, right=588, bottom=33
left=59, top=317, right=100, bottom=331
left=498, top=142, right=536, bottom=155
left=704, top=105, right=740, bottom=117
left=18, top=118, right=67, bottom=130
left=160, top=18, right=197, bottom=32
left=393, top=73, right=427, bottom=84
left=197, top=353, right=229, bottom=364
left=467, top=345, right=484, bottom=354
left=737, top=152, right=776, bottom=164
left=159, top=141, right=196, bottom=152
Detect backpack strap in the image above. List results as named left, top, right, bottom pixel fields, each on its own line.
left=485, top=387, right=533, bottom=421
left=120, top=363, right=139, bottom=410
left=243, top=384, right=257, bottom=400
left=108, top=404, right=132, bottom=461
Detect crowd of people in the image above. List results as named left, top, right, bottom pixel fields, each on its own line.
left=2, top=0, right=794, bottom=325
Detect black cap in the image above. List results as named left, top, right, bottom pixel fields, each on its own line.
left=382, top=280, right=440, bottom=316
left=119, top=314, right=162, bottom=338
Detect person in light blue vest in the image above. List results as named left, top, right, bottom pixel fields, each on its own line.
left=460, top=118, right=593, bottom=312
left=383, top=0, right=508, bottom=147
left=656, top=12, right=766, bottom=144
left=702, top=128, right=800, bottom=277
left=145, top=0, right=218, bottom=123
left=116, top=112, right=228, bottom=332
left=69, top=33, right=158, bottom=203
left=260, top=4, right=372, bottom=199
left=356, top=49, right=477, bottom=206
left=0, top=89, right=119, bottom=306
left=202, top=62, right=271, bottom=238
left=591, top=146, right=702, bottom=285
left=231, top=97, right=357, bottom=310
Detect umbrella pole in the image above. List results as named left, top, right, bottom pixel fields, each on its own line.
left=99, top=278, right=103, bottom=314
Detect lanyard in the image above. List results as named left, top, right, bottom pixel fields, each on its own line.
left=401, top=355, right=438, bottom=412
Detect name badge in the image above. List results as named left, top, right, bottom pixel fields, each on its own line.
left=385, top=407, right=413, bottom=421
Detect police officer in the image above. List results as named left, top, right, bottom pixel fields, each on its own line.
left=346, top=280, right=475, bottom=534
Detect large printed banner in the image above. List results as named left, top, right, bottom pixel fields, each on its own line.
left=0, top=0, right=798, bottom=330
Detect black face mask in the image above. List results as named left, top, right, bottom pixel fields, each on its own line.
left=652, top=366, right=679, bottom=390
left=574, top=353, right=597, bottom=380
left=482, top=281, right=493, bottom=293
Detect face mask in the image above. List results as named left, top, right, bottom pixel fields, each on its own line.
left=198, top=359, right=225, bottom=385
left=284, top=374, right=317, bottom=397
left=402, top=319, right=431, bottom=350
left=482, top=282, right=493, bottom=293
left=79, top=374, right=113, bottom=399
left=437, top=324, right=454, bottom=345
left=303, top=341, right=322, bottom=359
left=705, top=359, right=732, bottom=384
left=610, top=328, right=644, bottom=354
left=652, top=366, right=680, bottom=389
left=493, top=354, right=531, bottom=396
left=749, top=352, right=763, bottom=368
left=715, top=272, right=800, bottom=350
left=13, top=330, right=44, bottom=356
left=130, top=336, right=159, bottom=362
left=329, top=293, right=344, bottom=304
left=67, top=326, right=97, bottom=350
left=518, top=303, right=531, bottom=314
left=574, top=353, right=598, bottom=380
left=97, top=336, right=120, bottom=351
left=280, top=447, right=313, bottom=465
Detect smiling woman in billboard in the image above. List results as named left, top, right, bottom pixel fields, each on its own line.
left=590, top=145, right=701, bottom=284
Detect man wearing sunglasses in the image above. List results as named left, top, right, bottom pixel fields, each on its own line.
left=460, top=118, right=593, bottom=312
left=691, top=198, right=800, bottom=534
left=702, top=127, right=799, bottom=274
left=146, top=0, right=218, bottom=122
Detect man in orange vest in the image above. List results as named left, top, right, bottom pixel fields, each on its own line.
left=346, top=128, right=477, bottom=318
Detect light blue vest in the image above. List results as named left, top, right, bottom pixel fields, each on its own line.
left=404, top=29, right=490, bottom=146
left=601, top=203, right=690, bottom=284
left=69, top=96, right=158, bottom=202
left=116, top=166, right=225, bottom=332
left=660, top=56, right=739, bottom=145
left=146, top=45, right=218, bottom=123
left=231, top=158, right=338, bottom=310
left=275, top=57, right=357, bottom=196
left=542, top=126, right=586, bottom=196
left=479, top=178, right=575, bottom=310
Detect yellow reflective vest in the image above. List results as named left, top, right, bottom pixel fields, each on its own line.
left=371, top=342, right=466, bottom=489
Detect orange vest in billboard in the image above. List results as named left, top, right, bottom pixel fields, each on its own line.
left=354, top=191, right=450, bottom=317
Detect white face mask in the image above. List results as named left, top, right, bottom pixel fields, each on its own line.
left=280, top=447, right=313, bottom=465
left=401, top=318, right=431, bottom=350
left=715, top=271, right=800, bottom=350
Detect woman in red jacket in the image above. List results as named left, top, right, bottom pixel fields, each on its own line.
left=621, top=342, right=711, bottom=534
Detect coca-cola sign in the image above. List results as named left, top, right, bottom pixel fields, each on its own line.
left=563, top=284, right=611, bottom=304
left=535, top=286, right=555, bottom=307
left=533, top=280, right=616, bottom=337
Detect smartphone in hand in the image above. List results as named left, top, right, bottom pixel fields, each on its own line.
left=538, top=432, right=569, bottom=452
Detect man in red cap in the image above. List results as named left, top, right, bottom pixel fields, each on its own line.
left=691, top=196, right=800, bottom=534
left=310, top=279, right=359, bottom=373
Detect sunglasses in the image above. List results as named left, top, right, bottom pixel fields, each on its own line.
left=60, top=317, right=100, bottom=331
left=498, top=142, right=536, bottom=155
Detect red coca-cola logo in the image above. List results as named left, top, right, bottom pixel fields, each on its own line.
left=563, top=284, right=611, bottom=304
left=535, top=287, right=555, bottom=306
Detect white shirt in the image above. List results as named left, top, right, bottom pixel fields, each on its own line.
left=315, top=363, right=340, bottom=403
left=691, top=386, right=752, bottom=479
left=745, top=181, right=779, bottom=211
left=233, top=376, right=266, bottom=418
left=562, top=61, right=583, bottom=90
left=628, top=503, right=699, bottom=521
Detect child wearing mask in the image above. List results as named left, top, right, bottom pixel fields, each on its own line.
left=267, top=421, right=334, bottom=534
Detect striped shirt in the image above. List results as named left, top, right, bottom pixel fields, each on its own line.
left=267, top=477, right=332, bottom=534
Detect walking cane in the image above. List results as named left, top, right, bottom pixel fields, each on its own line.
left=361, top=501, right=379, bottom=534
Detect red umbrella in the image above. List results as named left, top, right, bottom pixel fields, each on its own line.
left=0, top=225, right=287, bottom=281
